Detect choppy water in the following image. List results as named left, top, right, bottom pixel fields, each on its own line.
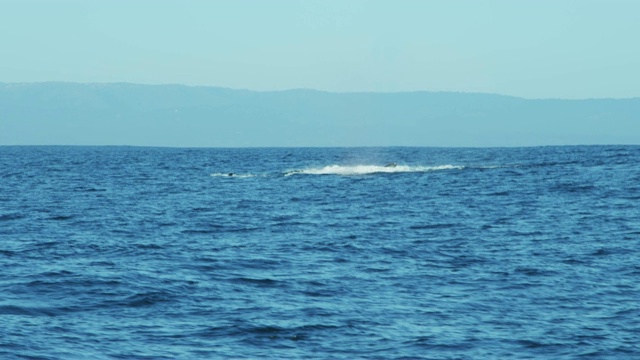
left=1, top=145, right=639, bottom=359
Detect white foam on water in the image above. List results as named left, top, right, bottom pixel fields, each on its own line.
left=284, top=164, right=464, bottom=176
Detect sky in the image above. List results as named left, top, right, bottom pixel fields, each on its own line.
left=1, top=0, right=639, bottom=99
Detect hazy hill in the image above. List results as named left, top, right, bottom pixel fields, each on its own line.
left=1, top=82, right=638, bottom=147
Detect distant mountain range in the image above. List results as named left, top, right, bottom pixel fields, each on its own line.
left=1, top=82, right=638, bottom=147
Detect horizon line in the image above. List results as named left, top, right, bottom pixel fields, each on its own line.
left=2, top=80, right=639, bottom=101
left=1, top=144, right=638, bottom=150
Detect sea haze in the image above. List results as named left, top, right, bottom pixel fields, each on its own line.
left=1, top=82, right=639, bottom=147
left=1, top=145, right=639, bottom=359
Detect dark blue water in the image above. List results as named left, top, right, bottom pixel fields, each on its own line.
left=1, top=145, right=639, bottom=359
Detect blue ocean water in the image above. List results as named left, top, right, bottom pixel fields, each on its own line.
left=1, top=145, right=639, bottom=359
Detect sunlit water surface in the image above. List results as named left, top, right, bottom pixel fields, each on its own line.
left=1, top=146, right=639, bottom=359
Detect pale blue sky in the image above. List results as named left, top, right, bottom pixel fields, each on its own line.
left=2, top=0, right=639, bottom=99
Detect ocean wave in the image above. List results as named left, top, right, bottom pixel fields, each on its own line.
left=284, top=164, right=463, bottom=176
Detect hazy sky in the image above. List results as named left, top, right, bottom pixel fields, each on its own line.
left=2, top=0, right=639, bottom=99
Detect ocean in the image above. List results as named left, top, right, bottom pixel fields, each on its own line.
left=1, top=145, right=639, bottom=359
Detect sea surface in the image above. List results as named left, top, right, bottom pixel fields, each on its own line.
left=1, top=145, right=639, bottom=359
